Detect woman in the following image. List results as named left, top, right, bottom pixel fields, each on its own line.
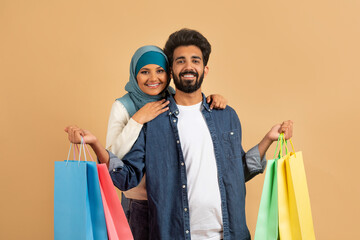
left=66, top=45, right=227, bottom=240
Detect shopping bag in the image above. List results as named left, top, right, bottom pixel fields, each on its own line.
left=54, top=142, right=108, bottom=240
left=254, top=135, right=283, bottom=240
left=254, top=159, right=279, bottom=240
left=278, top=140, right=315, bottom=240
left=277, top=152, right=300, bottom=239
left=97, top=163, right=133, bottom=240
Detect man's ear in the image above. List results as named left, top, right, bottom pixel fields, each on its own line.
left=204, top=66, right=209, bottom=77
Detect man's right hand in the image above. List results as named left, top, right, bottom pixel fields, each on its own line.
left=64, top=125, right=97, bottom=145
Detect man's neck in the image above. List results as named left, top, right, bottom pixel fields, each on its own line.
left=174, top=88, right=202, bottom=106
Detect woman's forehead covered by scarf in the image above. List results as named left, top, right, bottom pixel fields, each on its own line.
left=135, top=51, right=168, bottom=76
left=131, top=45, right=169, bottom=77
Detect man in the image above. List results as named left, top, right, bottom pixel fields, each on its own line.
left=110, top=29, right=292, bottom=239
left=66, top=29, right=293, bottom=239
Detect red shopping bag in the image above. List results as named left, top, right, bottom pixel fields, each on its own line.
left=97, top=163, right=133, bottom=240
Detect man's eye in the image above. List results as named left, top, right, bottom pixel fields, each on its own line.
left=176, top=60, right=184, bottom=64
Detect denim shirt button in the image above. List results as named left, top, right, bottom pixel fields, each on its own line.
left=182, top=185, right=186, bottom=189
left=112, top=169, right=116, bottom=172
left=177, top=140, right=180, bottom=144
left=230, top=131, right=234, bottom=135
left=173, top=119, right=176, bottom=123
left=181, top=162, right=184, bottom=166
left=175, top=111, right=179, bottom=114
left=184, top=208, right=188, bottom=212
left=185, top=230, right=189, bottom=234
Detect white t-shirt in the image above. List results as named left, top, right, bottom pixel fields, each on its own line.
left=177, top=102, right=223, bottom=240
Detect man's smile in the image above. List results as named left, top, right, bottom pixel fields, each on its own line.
left=180, top=71, right=198, bottom=80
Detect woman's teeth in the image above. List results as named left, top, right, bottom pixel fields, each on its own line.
left=146, top=83, right=160, bottom=87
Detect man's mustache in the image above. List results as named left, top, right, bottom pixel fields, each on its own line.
left=180, top=71, right=198, bottom=77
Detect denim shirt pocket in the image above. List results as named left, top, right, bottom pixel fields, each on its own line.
left=221, top=129, right=242, bottom=159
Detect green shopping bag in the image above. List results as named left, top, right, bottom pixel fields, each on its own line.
left=254, top=134, right=284, bottom=240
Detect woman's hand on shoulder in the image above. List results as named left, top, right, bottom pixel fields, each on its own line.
left=132, top=99, right=170, bottom=124
left=206, top=94, right=227, bottom=110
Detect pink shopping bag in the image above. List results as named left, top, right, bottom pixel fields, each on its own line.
left=97, top=163, right=133, bottom=240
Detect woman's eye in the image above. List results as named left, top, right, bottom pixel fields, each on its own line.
left=140, top=71, right=148, bottom=74
left=157, top=69, right=165, bottom=73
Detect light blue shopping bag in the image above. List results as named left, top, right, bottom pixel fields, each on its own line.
left=54, top=142, right=108, bottom=240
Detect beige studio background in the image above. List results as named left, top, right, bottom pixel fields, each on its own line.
left=1, top=0, right=359, bottom=239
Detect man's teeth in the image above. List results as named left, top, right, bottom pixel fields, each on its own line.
left=184, top=74, right=195, bottom=77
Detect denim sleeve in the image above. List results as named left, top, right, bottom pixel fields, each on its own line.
left=244, top=144, right=267, bottom=182
left=109, top=127, right=147, bottom=191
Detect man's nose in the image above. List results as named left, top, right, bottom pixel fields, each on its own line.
left=183, top=61, right=194, bottom=71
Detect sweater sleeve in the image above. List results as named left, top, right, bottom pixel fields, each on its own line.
left=106, top=101, right=143, bottom=159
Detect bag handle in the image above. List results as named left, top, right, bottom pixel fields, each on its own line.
left=84, top=143, right=94, bottom=162
left=65, top=137, right=86, bottom=165
left=66, top=137, right=85, bottom=165
left=75, top=139, right=95, bottom=162
left=282, top=133, right=289, bottom=156
left=273, top=133, right=293, bottom=159
left=286, top=138, right=295, bottom=154
left=66, top=137, right=94, bottom=165
left=272, top=133, right=283, bottom=159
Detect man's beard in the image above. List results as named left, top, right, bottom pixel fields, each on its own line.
left=173, top=70, right=204, bottom=93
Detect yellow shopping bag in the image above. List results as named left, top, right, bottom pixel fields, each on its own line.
left=277, top=136, right=315, bottom=240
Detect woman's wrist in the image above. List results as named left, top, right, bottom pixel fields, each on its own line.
left=132, top=112, right=145, bottom=124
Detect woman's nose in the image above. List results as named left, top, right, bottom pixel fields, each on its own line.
left=150, top=71, right=158, bottom=80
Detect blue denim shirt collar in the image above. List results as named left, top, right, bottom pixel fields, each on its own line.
left=168, top=93, right=211, bottom=116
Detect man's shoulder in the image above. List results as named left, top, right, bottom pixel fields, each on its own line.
left=211, top=104, right=237, bottom=115
left=210, top=104, right=241, bottom=124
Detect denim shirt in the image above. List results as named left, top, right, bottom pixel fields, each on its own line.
left=109, top=93, right=266, bottom=240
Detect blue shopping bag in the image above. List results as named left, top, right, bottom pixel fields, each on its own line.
left=54, top=142, right=108, bottom=240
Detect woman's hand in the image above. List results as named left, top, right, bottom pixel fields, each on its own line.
left=266, top=120, right=294, bottom=141
left=132, top=99, right=170, bottom=124
left=64, top=126, right=97, bottom=144
left=206, top=94, right=227, bottom=109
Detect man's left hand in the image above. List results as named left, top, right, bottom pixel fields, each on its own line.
left=267, top=120, right=294, bottom=141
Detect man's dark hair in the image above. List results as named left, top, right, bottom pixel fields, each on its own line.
left=164, top=28, right=212, bottom=67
